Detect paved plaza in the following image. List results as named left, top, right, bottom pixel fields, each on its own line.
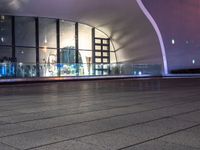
left=0, top=78, right=200, bottom=150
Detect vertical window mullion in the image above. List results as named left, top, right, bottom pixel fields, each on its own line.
left=92, top=28, right=95, bottom=75
left=75, top=22, right=79, bottom=64
left=56, top=19, right=60, bottom=76
left=35, top=17, right=40, bottom=77
left=11, top=16, right=16, bottom=60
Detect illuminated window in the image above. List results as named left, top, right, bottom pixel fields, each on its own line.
left=103, top=58, right=108, bottom=63
left=15, top=17, right=36, bottom=47
left=95, top=39, right=101, bottom=44
left=0, top=47, right=12, bottom=62
left=79, top=50, right=92, bottom=75
left=39, top=18, right=57, bottom=48
left=40, top=48, right=57, bottom=64
left=39, top=48, right=57, bottom=77
left=16, top=48, right=36, bottom=63
left=0, top=16, right=11, bottom=46
left=95, top=29, right=107, bottom=38
left=60, top=48, right=76, bottom=64
left=103, top=52, right=108, bottom=57
left=103, top=46, right=108, bottom=51
left=79, top=24, right=92, bottom=50
left=95, top=52, right=101, bottom=57
left=96, top=58, right=101, bottom=63
left=95, top=45, right=101, bottom=50
left=110, top=52, right=116, bottom=63
left=60, top=21, right=75, bottom=49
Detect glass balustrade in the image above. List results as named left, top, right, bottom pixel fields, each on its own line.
left=0, top=63, right=162, bottom=78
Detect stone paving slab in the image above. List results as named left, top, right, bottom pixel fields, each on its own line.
left=0, top=143, right=17, bottom=150
left=123, top=140, right=200, bottom=150
left=161, top=126, right=200, bottom=148
left=0, top=78, right=200, bottom=150
left=32, top=140, right=104, bottom=150
left=174, top=111, right=200, bottom=123
left=78, top=118, right=197, bottom=149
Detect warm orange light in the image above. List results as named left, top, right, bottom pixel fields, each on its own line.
left=43, top=46, right=47, bottom=53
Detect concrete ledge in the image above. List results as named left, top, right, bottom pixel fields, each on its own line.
left=1, top=74, right=200, bottom=85
left=0, top=75, right=153, bottom=84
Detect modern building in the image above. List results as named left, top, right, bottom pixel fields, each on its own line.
left=0, top=0, right=199, bottom=79
left=0, top=1, right=200, bottom=150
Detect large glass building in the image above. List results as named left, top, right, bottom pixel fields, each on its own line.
left=0, top=15, right=118, bottom=78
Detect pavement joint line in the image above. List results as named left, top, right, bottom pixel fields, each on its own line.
left=0, top=95, right=167, bottom=118
left=0, top=94, right=143, bottom=109
left=24, top=111, right=200, bottom=150
left=1, top=97, right=199, bottom=126
left=0, top=95, right=198, bottom=124
left=0, top=103, right=140, bottom=119
left=0, top=98, right=199, bottom=131
left=0, top=87, right=198, bottom=106
left=118, top=124, right=200, bottom=150
left=0, top=96, right=158, bottom=112
left=0, top=98, right=160, bottom=119
left=158, top=139, right=200, bottom=149
left=171, top=115, right=200, bottom=124
left=0, top=93, right=177, bottom=109
left=0, top=90, right=197, bottom=110
left=0, top=141, right=21, bottom=150
left=1, top=105, right=199, bottom=150
left=75, top=138, right=107, bottom=149
left=0, top=95, right=179, bottom=118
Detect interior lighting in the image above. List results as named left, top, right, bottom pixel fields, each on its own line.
left=192, top=59, right=195, bottom=64
left=43, top=46, right=47, bottom=53
left=1, top=37, right=4, bottom=42
left=171, top=39, right=175, bottom=45
left=44, top=36, right=48, bottom=44
left=19, top=62, right=23, bottom=67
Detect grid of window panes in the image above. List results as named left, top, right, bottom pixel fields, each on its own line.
left=0, top=15, right=116, bottom=78
left=95, top=29, right=116, bottom=63
left=0, top=16, right=12, bottom=60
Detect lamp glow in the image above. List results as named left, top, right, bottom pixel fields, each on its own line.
left=171, top=39, right=175, bottom=45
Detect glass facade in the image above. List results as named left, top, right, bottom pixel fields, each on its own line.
left=79, top=24, right=92, bottom=50
left=79, top=50, right=92, bottom=76
left=0, top=16, right=12, bottom=46
left=16, top=47, right=36, bottom=64
left=39, top=48, right=57, bottom=77
left=0, top=46, right=12, bottom=61
left=0, top=15, right=118, bottom=78
left=39, top=18, right=57, bottom=48
left=15, top=17, right=36, bottom=47
left=60, top=21, right=75, bottom=49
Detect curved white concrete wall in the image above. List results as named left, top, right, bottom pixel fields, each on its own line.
left=0, top=0, right=165, bottom=73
